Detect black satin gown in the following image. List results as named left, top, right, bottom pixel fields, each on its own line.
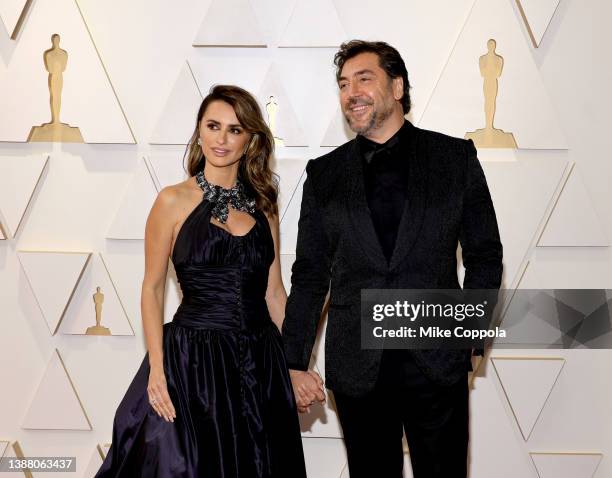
left=95, top=200, right=307, bottom=478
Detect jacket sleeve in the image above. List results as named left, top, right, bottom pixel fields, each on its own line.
left=282, top=161, right=332, bottom=370
left=459, top=139, right=503, bottom=356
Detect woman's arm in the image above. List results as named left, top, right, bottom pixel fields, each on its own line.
left=266, top=210, right=326, bottom=413
left=264, top=212, right=287, bottom=331
left=141, top=186, right=177, bottom=422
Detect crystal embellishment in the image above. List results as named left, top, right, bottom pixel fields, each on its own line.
left=195, top=171, right=256, bottom=224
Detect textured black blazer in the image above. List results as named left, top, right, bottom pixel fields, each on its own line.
left=282, top=121, right=503, bottom=397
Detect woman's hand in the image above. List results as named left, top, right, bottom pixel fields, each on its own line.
left=147, top=365, right=176, bottom=422
left=290, top=369, right=326, bottom=413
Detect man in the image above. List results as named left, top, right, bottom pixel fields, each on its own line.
left=282, top=40, right=503, bottom=478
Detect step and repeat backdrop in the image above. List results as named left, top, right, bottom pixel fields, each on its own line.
left=0, top=0, right=611, bottom=477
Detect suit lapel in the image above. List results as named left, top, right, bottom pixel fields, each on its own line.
left=344, top=125, right=429, bottom=271
left=389, top=128, right=429, bottom=270
left=345, top=141, right=388, bottom=268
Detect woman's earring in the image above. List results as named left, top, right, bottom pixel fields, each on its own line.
left=197, top=138, right=202, bottom=146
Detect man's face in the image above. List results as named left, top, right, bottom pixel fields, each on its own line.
left=338, top=52, right=399, bottom=136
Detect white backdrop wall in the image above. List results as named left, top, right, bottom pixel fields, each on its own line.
left=1, top=0, right=611, bottom=477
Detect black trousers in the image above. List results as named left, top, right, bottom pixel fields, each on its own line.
left=332, top=350, right=469, bottom=478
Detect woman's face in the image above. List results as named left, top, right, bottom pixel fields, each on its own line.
left=198, top=100, right=251, bottom=169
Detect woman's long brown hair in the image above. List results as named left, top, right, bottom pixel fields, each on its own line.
left=184, top=85, right=278, bottom=216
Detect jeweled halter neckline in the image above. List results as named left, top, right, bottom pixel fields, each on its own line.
left=195, top=171, right=256, bottom=224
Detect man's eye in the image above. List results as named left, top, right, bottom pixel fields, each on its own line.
left=360, top=77, right=370, bottom=82
left=339, top=83, right=347, bottom=89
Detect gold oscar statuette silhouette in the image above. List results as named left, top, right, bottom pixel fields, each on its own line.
left=465, top=39, right=517, bottom=149
left=86, top=286, right=111, bottom=335
left=265, top=95, right=284, bottom=147
left=28, top=33, right=84, bottom=143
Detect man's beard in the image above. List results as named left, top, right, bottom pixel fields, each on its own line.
left=344, top=101, right=393, bottom=136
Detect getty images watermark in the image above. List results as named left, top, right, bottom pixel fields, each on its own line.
left=371, top=298, right=497, bottom=338
left=360, top=289, right=612, bottom=350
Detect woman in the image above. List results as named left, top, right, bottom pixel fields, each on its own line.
left=96, top=85, right=311, bottom=477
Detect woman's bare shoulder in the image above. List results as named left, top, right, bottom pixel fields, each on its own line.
left=156, top=177, right=198, bottom=208
left=146, top=179, right=198, bottom=232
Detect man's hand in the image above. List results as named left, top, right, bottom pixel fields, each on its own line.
left=289, top=369, right=326, bottom=413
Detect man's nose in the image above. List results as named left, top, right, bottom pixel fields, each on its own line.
left=348, top=80, right=361, bottom=97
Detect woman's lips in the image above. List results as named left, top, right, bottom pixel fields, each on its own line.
left=211, top=148, right=230, bottom=156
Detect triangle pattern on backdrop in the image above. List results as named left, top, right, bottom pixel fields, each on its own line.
left=467, top=369, right=541, bottom=477
left=479, top=157, right=568, bottom=288
left=0, top=155, right=48, bottom=237
left=107, top=158, right=159, bottom=240
left=60, top=252, right=134, bottom=336
left=516, top=0, right=561, bottom=47
left=0, top=441, right=34, bottom=478
left=22, top=348, right=92, bottom=430
left=150, top=62, right=202, bottom=145
left=419, top=0, right=567, bottom=150
left=97, top=443, right=111, bottom=459
left=321, top=105, right=355, bottom=147
left=278, top=0, right=347, bottom=48
left=0, top=440, right=8, bottom=460
left=0, top=0, right=134, bottom=143
left=189, top=57, right=270, bottom=104
left=83, top=448, right=103, bottom=478
left=147, top=153, right=189, bottom=190
left=0, top=0, right=32, bottom=39
left=193, top=0, right=266, bottom=47
left=529, top=452, right=602, bottom=478
left=274, top=158, right=308, bottom=219
left=0, top=441, right=35, bottom=478
left=537, top=163, right=608, bottom=247
left=492, top=357, right=564, bottom=440
left=279, top=254, right=296, bottom=297
left=279, top=165, right=307, bottom=255
left=83, top=443, right=112, bottom=477
left=258, top=65, right=307, bottom=146
left=302, top=437, right=348, bottom=478
left=496, top=278, right=569, bottom=348
left=18, top=250, right=91, bottom=335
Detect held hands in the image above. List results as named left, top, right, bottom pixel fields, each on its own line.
left=289, top=369, right=326, bottom=413
left=148, top=365, right=176, bottom=422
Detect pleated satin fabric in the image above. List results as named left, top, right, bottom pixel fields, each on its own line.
left=95, top=200, right=306, bottom=478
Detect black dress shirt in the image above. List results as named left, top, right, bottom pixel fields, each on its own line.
left=356, top=120, right=415, bottom=262
left=356, top=121, right=436, bottom=386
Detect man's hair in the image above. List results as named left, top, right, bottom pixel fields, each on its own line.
left=334, top=40, right=411, bottom=115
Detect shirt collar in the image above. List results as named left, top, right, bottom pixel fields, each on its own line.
left=357, top=120, right=414, bottom=164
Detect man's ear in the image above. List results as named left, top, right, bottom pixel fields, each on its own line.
left=392, top=76, right=404, bottom=101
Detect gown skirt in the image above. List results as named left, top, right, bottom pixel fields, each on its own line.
left=95, top=200, right=307, bottom=477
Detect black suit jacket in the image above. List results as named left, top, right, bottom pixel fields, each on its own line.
left=282, top=122, right=503, bottom=397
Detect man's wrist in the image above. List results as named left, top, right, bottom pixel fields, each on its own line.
left=287, top=362, right=308, bottom=372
